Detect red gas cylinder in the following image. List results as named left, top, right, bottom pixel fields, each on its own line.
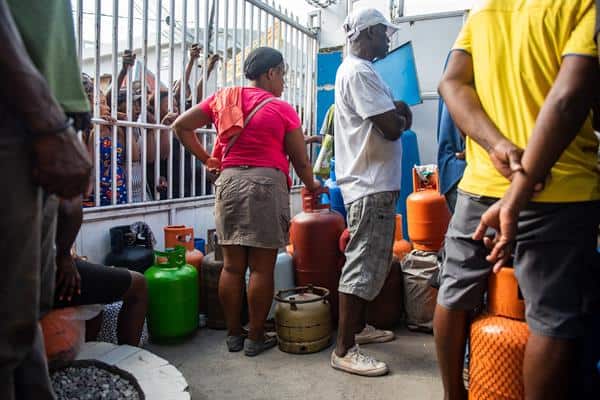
left=40, top=308, right=85, bottom=362
left=291, top=187, right=345, bottom=321
left=393, top=214, right=412, bottom=262
left=286, top=229, right=295, bottom=256
left=406, top=168, right=451, bottom=252
left=469, top=267, right=529, bottom=400
left=366, top=261, right=403, bottom=329
left=339, top=228, right=404, bottom=329
left=164, top=225, right=204, bottom=270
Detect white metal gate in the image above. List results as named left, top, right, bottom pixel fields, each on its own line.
left=73, top=0, right=318, bottom=209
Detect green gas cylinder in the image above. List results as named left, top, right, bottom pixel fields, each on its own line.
left=145, top=246, right=199, bottom=341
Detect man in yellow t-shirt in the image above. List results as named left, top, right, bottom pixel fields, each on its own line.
left=435, top=1, right=600, bottom=399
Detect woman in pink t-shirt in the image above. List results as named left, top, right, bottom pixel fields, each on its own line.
left=173, top=47, right=320, bottom=356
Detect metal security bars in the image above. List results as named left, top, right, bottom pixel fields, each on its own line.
left=73, top=0, right=318, bottom=208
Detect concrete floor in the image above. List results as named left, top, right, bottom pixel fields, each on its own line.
left=148, top=327, right=443, bottom=400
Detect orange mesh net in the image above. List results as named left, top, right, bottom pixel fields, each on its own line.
left=469, top=315, right=529, bottom=400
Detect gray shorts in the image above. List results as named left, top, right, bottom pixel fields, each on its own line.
left=438, top=191, right=600, bottom=338
left=214, top=167, right=290, bottom=249
left=339, top=191, right=398, bottom=301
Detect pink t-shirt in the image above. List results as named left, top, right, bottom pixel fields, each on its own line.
left=199, top=87, right=301, bottom=186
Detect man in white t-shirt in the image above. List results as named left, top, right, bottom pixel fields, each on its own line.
left=331, top=8, right=413, bottom=377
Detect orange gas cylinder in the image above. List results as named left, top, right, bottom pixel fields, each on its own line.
left=286, top=229, right=295, bottom=256
left=488, top=267, right=525, bottom=320
left=469, top=316, right=529, bottom=400
left=291, top=187, right=345, bottom=321
left=164, top=225, right=204, bottom=270
left=286, top=244, right=294, bottom=256
left=469, top=266, right=529, bottom=400
left=393, top=214, right=412, bottom=262
left=406, top=168, right=451, bottom=252
left=338, top=228, right=350, bottom=253
left=40, top=308, right=84, bottom=362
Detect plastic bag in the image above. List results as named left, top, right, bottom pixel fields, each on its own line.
left=401, top=250, right=439, bottom=332
left=313, top=134, right=334, bottom=178
left=41, top=304, right=103, bottom=362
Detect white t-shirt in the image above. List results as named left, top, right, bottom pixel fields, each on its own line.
left=334, top=54, right=402, bottom=204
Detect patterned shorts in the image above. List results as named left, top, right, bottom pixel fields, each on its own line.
left=338, top=191, right=398, bottom=301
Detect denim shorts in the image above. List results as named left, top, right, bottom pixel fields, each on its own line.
left=438, top=191, right=600, bottom=338
left=338, top=191, right=398, bottom=301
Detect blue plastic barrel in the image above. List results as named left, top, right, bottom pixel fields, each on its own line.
left=397, top=130, right=420, bottom=240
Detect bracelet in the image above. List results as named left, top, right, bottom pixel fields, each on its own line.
left=34, top=118, right=74, bottom=136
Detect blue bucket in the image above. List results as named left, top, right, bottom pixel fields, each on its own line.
left=194, top=238, right=206, bottom=254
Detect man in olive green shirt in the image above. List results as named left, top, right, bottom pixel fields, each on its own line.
left=0, top=1, right=92, bottom=399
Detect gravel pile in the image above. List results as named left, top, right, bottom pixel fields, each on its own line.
left=51, top=365, right=141, bottom=400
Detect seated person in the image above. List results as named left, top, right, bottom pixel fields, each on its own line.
left=53, top=196, right=147, bottom=346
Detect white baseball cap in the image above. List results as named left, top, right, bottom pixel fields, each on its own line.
left=343, top=8, right=399, bottom=42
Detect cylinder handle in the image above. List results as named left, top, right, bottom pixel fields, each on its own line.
left=274, top=285, right=330, bottom=304
left=154, top=246, right=186, bottom=268
left=301, top=187, right=331, bottom=212
left=412, top=168, right=441, bottom=193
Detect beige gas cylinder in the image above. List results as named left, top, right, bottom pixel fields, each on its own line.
left=274, top=285, right=332, bottom=354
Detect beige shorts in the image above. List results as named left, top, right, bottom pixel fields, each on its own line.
left=214, top=167, right=290, bottom=249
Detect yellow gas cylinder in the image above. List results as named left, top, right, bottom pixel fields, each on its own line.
left=469, top=267, right=529, bottom=400
left=274, top=285, right=332, bottom=354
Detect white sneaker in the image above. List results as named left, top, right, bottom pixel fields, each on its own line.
left=355, top=324, right=395, bottom=345
left=330, top=345, right=389, bottom=377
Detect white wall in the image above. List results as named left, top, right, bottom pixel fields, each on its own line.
left=317, top=0, right=393, bottom=50
left=316, top=2, right=348, bottom=49
left=353, top=0, right=394, bottom=18
left=403, top=0, right=472, bottom=16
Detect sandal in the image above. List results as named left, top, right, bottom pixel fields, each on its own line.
left=226, top=329, right=249, bottom=352
left=244, top=334, right=278, bottom=357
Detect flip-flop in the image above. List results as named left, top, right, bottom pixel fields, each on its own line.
left=226, top=329, right=249, bottom=352
left=243, top=334, right=278, bottom=357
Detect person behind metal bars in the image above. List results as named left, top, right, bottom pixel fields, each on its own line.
left=80, top=75, right=129, bottom=207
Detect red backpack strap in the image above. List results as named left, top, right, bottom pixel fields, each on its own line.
left=222, top=96, right=278, bottom=158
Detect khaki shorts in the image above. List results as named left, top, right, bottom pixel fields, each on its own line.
left=338, top=191, right=398, bottom=301
left=438, top=191, right=600, bottom=339
left=214, top=167, right=290, bottom=249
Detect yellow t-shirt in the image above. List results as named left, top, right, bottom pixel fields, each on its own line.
left=454, top=0, right=600, bottom=202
